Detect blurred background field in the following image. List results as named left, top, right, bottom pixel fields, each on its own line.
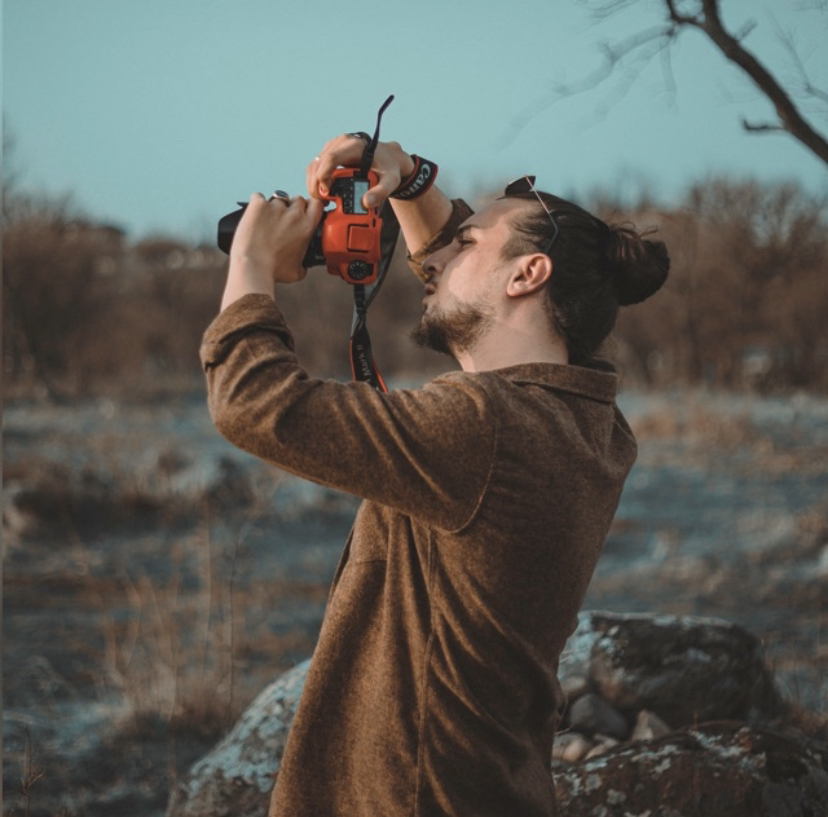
left=4, top=1, right=828, bottom=814
left=3, top=173, right=828, bottom=816
left=3, top=385, right=827, bottom=817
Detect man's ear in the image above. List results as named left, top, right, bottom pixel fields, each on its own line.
left=506, top=253, right=553, bottom=298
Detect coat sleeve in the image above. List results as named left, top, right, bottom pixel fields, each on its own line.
left=200, top=294, right=496, bottom=532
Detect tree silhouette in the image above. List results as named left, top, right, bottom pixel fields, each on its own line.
left=662, top=0, right=828, bottom=164
left=506, top=0, right=828, bottom=167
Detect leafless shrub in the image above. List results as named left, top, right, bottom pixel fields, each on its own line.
left=4, top=177, right=826, bottom=399
left=102, top=546, right=241, bottom=739
left=608, top=178, right=828, bottom=391
left=2, top=195, right=126, bottom=400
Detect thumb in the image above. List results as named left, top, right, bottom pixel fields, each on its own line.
left=363, top=174, right=400, bottom=210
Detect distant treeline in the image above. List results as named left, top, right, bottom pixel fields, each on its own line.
left=3, top=177, right=827, bottom=401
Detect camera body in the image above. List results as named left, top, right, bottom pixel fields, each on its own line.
left=317, top=168, right=384, bottom=284
left=217, top=167, right=385, bottom=285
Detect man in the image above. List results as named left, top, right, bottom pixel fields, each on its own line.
left=201, top=134, right=669, bottom=816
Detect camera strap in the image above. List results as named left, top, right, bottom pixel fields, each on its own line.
left=349, top=95, right=398, bottom=393
left=349, top=201, right=399, bottom=392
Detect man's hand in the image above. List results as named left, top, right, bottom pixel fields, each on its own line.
left=221, top=193, right=324, bottom=311
left=305, top=131, right=453, bottom=279
left=307, top=135, right=415, bottom=210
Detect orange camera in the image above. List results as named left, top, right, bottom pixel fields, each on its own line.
left=312, top=167, right=384, bottom=284
left=217, top=167, right=386, bottom=286
left=216, top=95, right=398, bottom=391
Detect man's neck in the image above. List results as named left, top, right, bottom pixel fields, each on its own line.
left=455, top=323, right=569, bottom=373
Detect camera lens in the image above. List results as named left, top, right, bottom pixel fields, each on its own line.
left=348, top=261, right=371, bottom=281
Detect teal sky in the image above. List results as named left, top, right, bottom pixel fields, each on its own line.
left=4, top=0, right=826, bottom=241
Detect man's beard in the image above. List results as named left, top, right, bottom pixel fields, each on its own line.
left=410, top=301, right=494, bottom=358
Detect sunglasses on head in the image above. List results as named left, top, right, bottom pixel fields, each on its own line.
left=504, top=175, right=560, bottom=255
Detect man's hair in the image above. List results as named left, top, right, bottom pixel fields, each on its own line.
left=501, top=192, right=670, bottom=365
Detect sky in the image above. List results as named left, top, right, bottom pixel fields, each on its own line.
left=3, top=0, right=827, bottom=242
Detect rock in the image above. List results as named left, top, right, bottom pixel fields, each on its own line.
left=585, top=735, right=619, bottom=760
left=568, top=693, right=629, bottom=741
left=568, top=611, right=783, bottom=728
left=553, top=732, right=594, bottom=763
left=166, top=659, right=309, bottom=817
left=169, top=613, right=797, bottom=817
left=553, top=722, right=828, bottom=817
left=631, top=709, right=672, bottom=741
left=559, top=614, right=602, bottom=680
left=560, top=674, right=590, bottom=705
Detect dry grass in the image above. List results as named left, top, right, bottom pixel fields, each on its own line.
left=101, top=543, right=240, bottom=739
left=97, top=510, right=322, bottom=740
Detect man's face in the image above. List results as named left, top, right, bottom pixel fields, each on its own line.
left=411, top=198, right=529, bottom=357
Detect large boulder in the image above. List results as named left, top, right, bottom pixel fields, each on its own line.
left=554, top=721, right=828, bottom=816
left=167, top=613, right=812, bottom=817
left=561, top=611, right=784, bottom=729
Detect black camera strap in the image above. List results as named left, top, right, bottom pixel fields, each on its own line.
left=360, top=94, right=394, bottom=176
left=350, top=285, right=385, bottom=391
left=349, top=95, right=398, bottom=393
left=349, top=201, right=399, bottom=391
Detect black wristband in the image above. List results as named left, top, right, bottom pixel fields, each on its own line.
left=390, top=155, right=438, bottom=201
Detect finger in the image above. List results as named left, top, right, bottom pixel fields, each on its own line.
left=306, top=156, right=324, bottom=200
left=364, top=171, right=401, bottom=209
left=305, top=196, right=326, bottom=226
left=314, top=153, right=340, bottom=197
left=286, top=195, right=306, bottom=212
left=315, top=133, right=369, bottom=194
left=288, top=196, right=324, bottom=228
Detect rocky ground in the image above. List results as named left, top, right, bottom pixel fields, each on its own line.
left=3, top=389, right=827, bottom=816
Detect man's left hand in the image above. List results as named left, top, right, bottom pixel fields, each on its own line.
left=221, top=192, right=324, bottom=311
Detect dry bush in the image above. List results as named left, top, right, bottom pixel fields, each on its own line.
left=96, top=242, right=229, bottom=393
left=100, top=523, right=324, bottom=740
left=610, top=179, right=828, bottom=391
left=102, top=537, right=241, bottom=739
left=5, top=177, right=826, bottom=400
left=2, top=195, right=126, bottom=399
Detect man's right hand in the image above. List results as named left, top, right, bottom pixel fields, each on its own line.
left=307, top=135, right=416, bottom=211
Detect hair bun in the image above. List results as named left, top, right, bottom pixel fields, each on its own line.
left=606, top=225, right=670, bottom=306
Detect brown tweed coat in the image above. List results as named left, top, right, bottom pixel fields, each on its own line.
left=200, top=208, right=637, bottom=817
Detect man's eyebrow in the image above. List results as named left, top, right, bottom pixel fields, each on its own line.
left=454, top=223, right=479, bottom=240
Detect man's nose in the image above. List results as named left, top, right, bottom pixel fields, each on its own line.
left=422, top=246, right=447, bottom=278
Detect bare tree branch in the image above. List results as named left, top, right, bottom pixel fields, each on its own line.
left=500, top=22, right=675, bottom=147
left=689, top=0, right=828, bottom=164
left=742, top=120, right=787, bottom=134
left=771, top=12, right=828, bottom=105
left=505, top=1, right=828, bottom=166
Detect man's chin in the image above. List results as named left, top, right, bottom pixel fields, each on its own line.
left=409, top=321, right=455, bottom=358
left=409, top=303, right=493, bottom=358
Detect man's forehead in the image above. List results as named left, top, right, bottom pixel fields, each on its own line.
left=458, top=197, right=527, bottom=234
